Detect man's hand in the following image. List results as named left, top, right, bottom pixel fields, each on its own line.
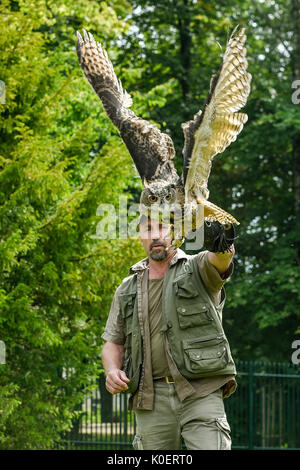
left=105, top=367, right=130, bottom=394
left=203, top=220, right=236, bottom=253
left=102, top=341, right=130, bottom=395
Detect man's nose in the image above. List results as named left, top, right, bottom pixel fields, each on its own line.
left=150, top=227, right=164, bottom=239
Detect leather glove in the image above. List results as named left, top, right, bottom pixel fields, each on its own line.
left=203, top=220, right=236, bottom=253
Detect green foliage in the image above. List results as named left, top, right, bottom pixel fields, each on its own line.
left=1, top=0, right=300, bottom=450
left=0, top=0, right=145, bottom=449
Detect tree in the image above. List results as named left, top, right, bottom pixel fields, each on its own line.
left=0, top=0, right=147, bottom=449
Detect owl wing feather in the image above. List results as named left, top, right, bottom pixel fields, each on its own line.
left=76, top=30, right=178, bottom=184
left=182, top=26, right=251, bottom=203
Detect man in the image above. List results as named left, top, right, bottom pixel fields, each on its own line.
left=101, top=216, right=236, bottom=450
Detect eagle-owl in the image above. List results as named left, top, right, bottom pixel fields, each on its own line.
left=76, top=26, right=251, bottom=248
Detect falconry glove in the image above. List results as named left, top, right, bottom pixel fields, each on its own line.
left=204, top=220, right=236, bottom=253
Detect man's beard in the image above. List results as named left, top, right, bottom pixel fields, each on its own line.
left=149, top=240, right=169, bottom=261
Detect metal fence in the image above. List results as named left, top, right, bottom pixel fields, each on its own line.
left=61, top=361, right=300, bottom=450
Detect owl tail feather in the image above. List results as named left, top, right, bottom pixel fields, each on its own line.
left=197, top=199, right=240, bottom=225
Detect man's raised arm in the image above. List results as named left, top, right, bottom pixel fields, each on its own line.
left=208, top=244, right=235, bottom=275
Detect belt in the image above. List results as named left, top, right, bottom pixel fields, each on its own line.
left=153, top=376, right=175, bottom=384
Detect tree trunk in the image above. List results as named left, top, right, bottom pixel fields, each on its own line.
left=177, top=0, right=192, bottom=103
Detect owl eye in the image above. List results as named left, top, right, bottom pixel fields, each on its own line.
left=148, top=195, right=158, bottom=203
left=165, top=193, right=172, bottom=201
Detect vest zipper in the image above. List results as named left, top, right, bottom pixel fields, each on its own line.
left=188, top=334, right=224, bottom=345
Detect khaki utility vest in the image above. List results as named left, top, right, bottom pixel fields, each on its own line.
left=118, top=254, right=236, bottom=395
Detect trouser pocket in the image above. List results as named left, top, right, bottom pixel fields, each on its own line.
left=216, top=417, right=231, bottom=450
left=133, top=434, right=143, bottom=450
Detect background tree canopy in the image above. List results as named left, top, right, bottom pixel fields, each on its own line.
left=0, top=0, right=299, bottom=449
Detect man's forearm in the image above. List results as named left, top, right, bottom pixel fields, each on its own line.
left=208, top=244, right=235, bottom=275
left=102, top=341, right=125, bottom=373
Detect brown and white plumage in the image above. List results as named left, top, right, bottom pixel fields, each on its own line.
left=76, top=26, right=251, bottom=246
left=76, top=30, right=178, bottom=186
left=181, top=26, right=251, bottom=225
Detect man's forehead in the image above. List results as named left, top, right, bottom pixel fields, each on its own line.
left=139, top=217, right=169, bottom=229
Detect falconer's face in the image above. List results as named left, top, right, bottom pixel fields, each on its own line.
left=139, top=217, right=174, bottom=261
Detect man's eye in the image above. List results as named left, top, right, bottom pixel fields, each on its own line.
left=148, top=195, right=158, bottom=203
left=165, top=193, right=171, bottom=201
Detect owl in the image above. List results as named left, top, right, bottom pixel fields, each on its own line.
left=76, top=26, right=251, bottom=248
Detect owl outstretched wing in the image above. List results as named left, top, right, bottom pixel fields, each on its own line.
left=76, top=30, right=177, bottom=184
left=181, top=26, right=251, bottom=224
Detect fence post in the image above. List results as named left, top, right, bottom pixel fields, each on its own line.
left=99, top=372, right=112, bottom=422
left=123, top=394, right=128, bottom=444
left=249, top=361, right=254, bottom=449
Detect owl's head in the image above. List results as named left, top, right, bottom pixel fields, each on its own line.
left=139, top=179, right=185, bottom=225
left=140, top=180, right=177, bottom=208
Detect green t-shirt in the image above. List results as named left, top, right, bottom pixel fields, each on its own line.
left=148, top=277, right=171, bottom=378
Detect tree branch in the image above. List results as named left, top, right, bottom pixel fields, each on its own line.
left=251, top=0, right=291, bottom=57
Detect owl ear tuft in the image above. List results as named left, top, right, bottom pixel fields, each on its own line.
left=143, top=178, right=150, bottom=188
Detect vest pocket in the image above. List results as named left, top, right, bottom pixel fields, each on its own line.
left=174, top=275, right=199, bottom=298
left=122, top=354, right=132, bottom=378
left=119, top=293, right=136, bottom=334
left=182, top=335, right=228, bottom=374
left=177, top=303, right=213, bottom=329
left=122, top=354, right=141, bottom=395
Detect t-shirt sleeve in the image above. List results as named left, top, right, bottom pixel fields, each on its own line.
left=101, top=285, right=126, bottom=345
left=196, top=250, right=234, bottom=306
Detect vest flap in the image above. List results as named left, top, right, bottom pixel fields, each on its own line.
left=187, top=345, right=226, bottom=361
left=176, top=303, right=210, bottom=315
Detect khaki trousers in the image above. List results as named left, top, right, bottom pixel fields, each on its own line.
left=133, top=382, right=231, bottom=450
